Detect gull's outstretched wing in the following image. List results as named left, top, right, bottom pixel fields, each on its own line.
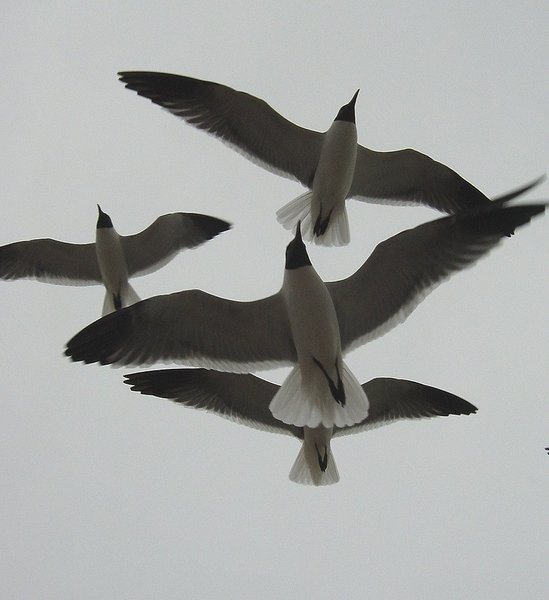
left=0, top=238, right=100, bottom=285
left=335, top=377, right=477, bottom=437
left=328, top=204, right=546, bottom=353
left=124, top=368, right=300, bottom=437
left=122, top=212, right=231, bottom=278
left=66, top=290, right=295, bottom=371
left=350, top=148, right=543, bottom=213
left=124, top=368, right=475, bottom=438
left=119, top=72, right=544, bottom=215
left=118, top=71, right=323, bottom=186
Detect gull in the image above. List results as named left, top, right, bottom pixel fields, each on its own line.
left=124, top=368, right=477, bottom=486
left=0, top=206, right=231, bottom=315
left=65, top=203, right=546, bottom=427
left=118, top=70, right=544, bottom=245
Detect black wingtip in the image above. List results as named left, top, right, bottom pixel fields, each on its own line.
left=491, top=174, right=547, bottom=206
left=124, top=368, right=206, bottom=401
left=65, top=308, right=133, bottom=366
left=459, top=203, right=546, bottom=237
left=189, top=213, right=232, bottom=239
left=427, top=389, right=478, bottom=416
left=118, top=70, right=145, bottom=83
left=116, top=71, right=208, bottom=101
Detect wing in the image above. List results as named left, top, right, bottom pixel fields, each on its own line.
left=327, top=204, right=546, bottom=353
left=65, top=289, right=296, bottom=370
left=490, top=175, right=546, bottom=204
left=351, top=149, right=543, bottom=213
left=122, top=212, right=231, bottom=278
left=118, top=71, right=323, bottom=186
left=334, top=377, right=477, bottom=437
left=350, top=146, right=493, bottom=212
left=349, top=146, right=531, bottom=213
left=0, top=238, right=101, bottom=285
left=124, top=369, right=475, bottom=439
left=124, top=368, right=301, bottom=438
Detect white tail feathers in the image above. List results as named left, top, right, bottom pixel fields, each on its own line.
left=289, top=437, right=340, bottom=486
left=124, top=283, right=141, bottom=307
left=269, top=365, right=305, bottom=423
left=276, top=191, right=350, bottom=247
left=276, top=191, right=313, bottom=235
left=269, top=362, right=369, bottom=428
left=319, top=208, right=350, bottom=247
left=101, top=283, right=141, bottom=316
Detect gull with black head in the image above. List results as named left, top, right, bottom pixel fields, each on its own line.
left=118, top=70, right=544, bottom=245
left=0, top=206, right=231, bottom=316
left=124, top=368, right=478, bottom=486
left=65, top=203, right=546, bottom=430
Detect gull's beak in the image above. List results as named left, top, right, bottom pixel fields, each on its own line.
left=349, top=89, right=360, bottom=107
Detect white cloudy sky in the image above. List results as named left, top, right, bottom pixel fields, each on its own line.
left=1, top=2, right=548, bottom=599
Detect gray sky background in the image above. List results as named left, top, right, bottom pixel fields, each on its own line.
left=1, top=2, right=548, bottom=599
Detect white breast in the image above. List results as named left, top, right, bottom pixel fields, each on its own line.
left=313, top=120, right=358, bottom=202
left=282, top=265, right=341, bottom=363
left=95, top=228, right=128, bottom=293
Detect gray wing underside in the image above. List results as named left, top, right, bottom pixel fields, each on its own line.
left=118, top=71, right=323, bottom=187
left=66, top=289, right=296, bottom=371
left=123, top=369, right=476, bottom=439
left=122, top=212, right=231, bottom=278
left=328, top=204, right=546, bottom=354
left=124, top=368, right=301, bottom=438
left=351, top=146, right=490, bottom=212
left=0, top=238, right=101, bottom=285
left=350, top=149, right=544, bottom=213
left=334, top=377, right=477, bottom=437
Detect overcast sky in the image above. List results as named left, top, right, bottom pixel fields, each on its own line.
left=1, top=2, right=548, bottom=599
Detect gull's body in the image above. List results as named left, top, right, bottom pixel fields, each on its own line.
left=118, top=70, right=543, bottom=245
left=0, top=207, right=231, bottom=315
left=124, top=369, right=477, bottom=486
left=291, top=93, right=358, bottom=245
left=272, top=224, right=369, bottom=428
left=95, top=206, right=137, bottom=314
left=66, top=203, right=546, bottom=428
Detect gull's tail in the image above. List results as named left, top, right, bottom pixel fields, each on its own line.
left=101, top=283, right=141, bottom=316
left=276, top=191, right=350, bottom=247
left=289, top=428, right=340, bottom=486
left=269, top=362, right=368, bottom=428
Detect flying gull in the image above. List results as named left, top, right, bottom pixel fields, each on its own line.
left=0, top=206, right=231, bottom=315
left=124, top=368, right=477, bottom=486
left=118, top=70, right=544, bottom=245
left=65, top=203, right=546, bottom=427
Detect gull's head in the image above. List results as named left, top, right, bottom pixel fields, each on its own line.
left=335, top=89, right=360, bottom=123
left=285, top=221, right=311, bottom=270
left=96, top=205, right=113, bottom=229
